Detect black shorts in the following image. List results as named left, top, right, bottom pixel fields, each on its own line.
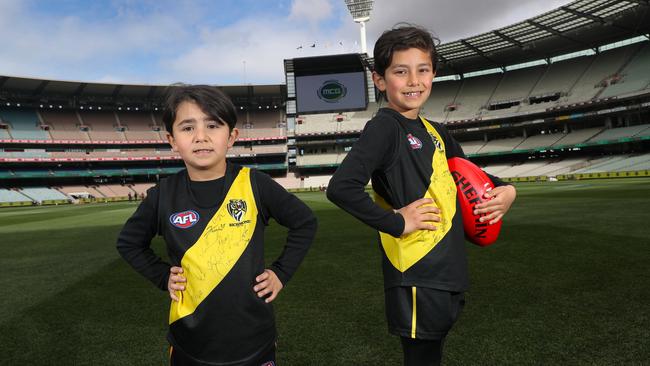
left=170, top=343, right=276, bottom=366
left=385, top=286, right=465, bottom=340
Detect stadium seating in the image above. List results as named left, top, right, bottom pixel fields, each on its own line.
left=600, top=42, right=650, bottom=98
left=481, top=163, right=513, bottom=176
left=301, top=175, right=332, bottom=188
left=0, top=128, right=11, bottom=139
left=459, top=140, right=486, bottom=155
left=422, top=80, right=461, bottom=121
left=0, top=188, right=32, bottom=203
left=588, top=124, right=650, bottom=142
left=515, top=133, right=564, bottom=150
left=79, top=111, right=125, bottom=141
left=517, top=57, right=589, bottom=113
left=447, top=73, right=501, bottom=121
left=476, top=136, right=525, bottom=154
left=40, top=110, right=90, bottom=141
left=119, top=112, right=162, bottom=141
left=552, top=127, right=604, bottom=147
left=0, top=108, right=50, bottom=140
left=273, top=175, right=303, bottom=189
left=483, top=66, right=546, bottom=118
left=296, top=153, right=346, bottom=166
left=528, top=157, right=589, bottom=176
left=130, top=183, right=155, bottom=195
left=19, top=187, right=70, bottom=202
left=563, top=44, right=640, bottom=105
left=239, top=128, right=286, bottom=139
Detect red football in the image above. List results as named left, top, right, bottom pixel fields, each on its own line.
left=447, top=157, right=502, bottom=246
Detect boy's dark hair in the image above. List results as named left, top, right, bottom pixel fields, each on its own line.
left=162, top=84, right=237, bottom=135
left=373, top=24, right=439, bottom=77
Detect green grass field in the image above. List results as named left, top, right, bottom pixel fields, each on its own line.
left=1, top=178, right=649, bottom=365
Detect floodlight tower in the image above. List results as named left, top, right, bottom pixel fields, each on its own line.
left=345, top=0, right=374, bottom=54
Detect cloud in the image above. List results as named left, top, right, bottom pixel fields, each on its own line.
left=289, top=0, right=333, bottom=24
left=366, top=0, right=574, bottom=46
left=165, top=3, right=358, bottom=84
left=0, top=1, right=188, bottom=81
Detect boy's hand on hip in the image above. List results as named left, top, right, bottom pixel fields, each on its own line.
left=397, top=198, right=441, bottom=236
left=254, top=269, right=283, bottom=303
left=473, top=185, right=517, bottom=225
left=168, top=266, right=186, bottom=302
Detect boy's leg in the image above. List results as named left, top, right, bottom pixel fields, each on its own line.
left=400, top=337, right=444, bottom=366
left=385, top=287, right=465, bottom=366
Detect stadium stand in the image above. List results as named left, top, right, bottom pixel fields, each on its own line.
left=476, top=136, right=525, bottom=154
left=459, top=140, right=486, bottom=155
left=483, top=66, right=546, bottom=118
left=0, top=188, right=32, bottom=203
left=447, top=73, right=501, bottom=120
left=301, top=175, right=332, bottom=188
left=118, top=112, right=162, bottom=141
left=515, top=132, right=565, bottom=150
left=600, top=42, right=650, bottom=98
left=422, top=80, right=461, bottom=121
left=239, top=127, right=286, bottom=139
left=552, top=127, right=604, bottom=146
left=79, top=111, right=124, bottom=141
left=0, top=128, right=11, bottom=139
left=588, top=124, right=650, bottom=142
left=40, top=110, right=91, bottom=141
left=20, top=187, right=70, bottom=203
left=563, top=44, right=641, bottom=105
left=273, top=175, right=302, bottom=189
left=296, top=153, right=346, bottom=166
left=130, top=183, right=155, bottom=195
left=248, top=110, right=282, bottom=128
left=0, top=108, right=50, bottom=140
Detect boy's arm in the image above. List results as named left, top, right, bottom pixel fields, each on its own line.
left=256, top=171, right=317, bottom=285
left=116, top=186, right=171, bottom=291
left=326, top=119, right=405, bottom=237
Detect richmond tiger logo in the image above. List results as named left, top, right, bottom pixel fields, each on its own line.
left=227, top=199, right=247, bottom=222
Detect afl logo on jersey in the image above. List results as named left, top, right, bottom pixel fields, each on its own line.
left=170, top=210, right=200, bottom=229
left=227, top=199, right=247, bottom=222
left=407, top=134, right=422, bottom=150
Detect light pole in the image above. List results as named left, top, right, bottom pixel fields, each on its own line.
left=344, top=0, right=374, bottom=54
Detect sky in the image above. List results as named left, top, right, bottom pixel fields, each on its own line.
left=0, top=0, right=574, bottom=85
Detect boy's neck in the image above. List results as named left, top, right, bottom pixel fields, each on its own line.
left=387, top=106, right=419, bottom=120
left=186, top=161, right=227, bottom=181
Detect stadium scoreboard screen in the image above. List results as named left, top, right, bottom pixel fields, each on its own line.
left=284, top=53, right=369, bottom=115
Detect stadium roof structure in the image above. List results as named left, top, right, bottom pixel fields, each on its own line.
left=435, top=0, right=650, bottom=76
left=0, top=75, right=284, bottom=110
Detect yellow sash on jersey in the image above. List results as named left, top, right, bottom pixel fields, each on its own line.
left=374, top=118, right=457, bottom=272
left=169, top=167, right=258, bottom=324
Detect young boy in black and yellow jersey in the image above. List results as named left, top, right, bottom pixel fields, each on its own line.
left=117, top=85, right=317, bottom=366
left=327, top=26, right=516, bottom=366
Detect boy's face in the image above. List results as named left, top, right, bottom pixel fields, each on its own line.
left=373, top=48, right=435, bottom=119
left=167, top=101, right=238, bottom=180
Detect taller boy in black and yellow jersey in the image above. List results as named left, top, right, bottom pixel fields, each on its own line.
left=328, top=26, right=516, bottom=366
left=117, top=85, right=316, bottom=366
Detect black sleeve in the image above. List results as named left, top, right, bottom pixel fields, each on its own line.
left=437, top=121, right=509, bottom=188
left=116, top=185, right=171, bottom=291
left=255, top=171, right=317, bottom=285
left=326, top=117, right=405, bottom=237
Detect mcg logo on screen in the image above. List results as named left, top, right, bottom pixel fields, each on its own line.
left=317, top=80, right=347, bottom=103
